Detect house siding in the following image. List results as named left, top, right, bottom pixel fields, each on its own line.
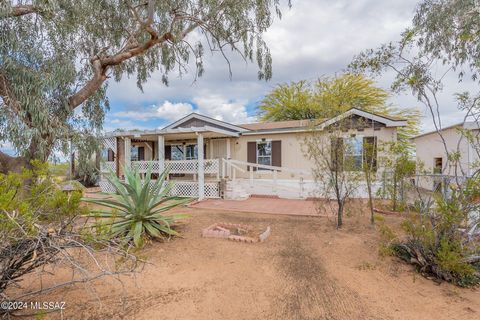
left=230, top=127, right=397, bottom=180
left=415, top=127, right=477, bottom=176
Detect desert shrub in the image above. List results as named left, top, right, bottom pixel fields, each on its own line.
left=390, top=181, right=480, bottom=287
left=0, top=161, right=87, bottom=293
left=0, top=161, right=137, bottom=313
left=83, top=166, right=190, bottom=247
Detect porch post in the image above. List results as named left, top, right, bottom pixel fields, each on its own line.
left=157, top=135, right=165, bottom=176
left=124, top=137, right=131, bottom=172
left=197, top=133, right=205, bottom=200
left=209, top=139, right=214, bottom=159
left=226, top=138, right=231, bottom=177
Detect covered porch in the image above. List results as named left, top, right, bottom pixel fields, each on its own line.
left=100, top=125, right=238, bottom=199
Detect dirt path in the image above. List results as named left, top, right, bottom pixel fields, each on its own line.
left=10, top=207, right=480, bottom=319
left=273, top=236, right=386, bottom=320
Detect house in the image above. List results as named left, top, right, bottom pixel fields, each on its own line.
left=99, top=108, right=406, bottom=199
left=413, top=122, right=480, bottom=190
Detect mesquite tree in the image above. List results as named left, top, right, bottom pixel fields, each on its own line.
left=0, top=0, right=288, bottom=172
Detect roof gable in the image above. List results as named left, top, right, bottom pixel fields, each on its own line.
left=317, top=108, right=407, bottom=129
left=162, top=113, right=248, bottom=133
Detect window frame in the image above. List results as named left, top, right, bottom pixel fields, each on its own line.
left=330, top=135, right=377, bottom=172
left=343, top=136, right=364, bottom=171
left=130, top=146, right=140, bottom=162
left=170, top=144, right=184, bottom=161
left=185, top=144, right=198, bottom=160
left=256, top=140, right=272, bottom=169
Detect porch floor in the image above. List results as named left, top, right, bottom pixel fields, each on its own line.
left=189, top=197, right=325, bottom=217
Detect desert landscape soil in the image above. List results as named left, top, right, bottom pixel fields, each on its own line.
left=10, top=204, right=480, bottom=320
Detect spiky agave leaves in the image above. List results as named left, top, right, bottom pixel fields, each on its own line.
left=83, top=165, right=190, bottom=247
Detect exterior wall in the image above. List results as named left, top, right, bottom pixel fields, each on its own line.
left=109, top=127, right=398, bottom=181
left=230, top=127, right=397, bottom=180
left=415, top=127, right=476, bottom=176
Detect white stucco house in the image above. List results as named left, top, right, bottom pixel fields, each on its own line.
left=413, top=122, right=480, bottom=190
left=99, top=108, right=406, bottom=199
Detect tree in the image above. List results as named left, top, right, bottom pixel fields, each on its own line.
left=362, top=137, right=377, bottom=224
left=259, top=74, right=390, bottom=121
left=303, top=118, right=363, bottom=228
left=412, top=0, right=480, bottom=81
left=348, top=0, right=480, bottom=285
left=0, top=0, right=289, bottom=172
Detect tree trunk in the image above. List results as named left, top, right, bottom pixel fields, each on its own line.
left=337, top=200, right=344, bottom=228
left=392, top=174, right=398, bottom=212
left=366, top=173, right=374, bottom=225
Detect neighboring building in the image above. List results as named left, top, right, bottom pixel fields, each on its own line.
left=99, top=108, right=406, bottom=199
left=413, top=122, right=480, bottom=190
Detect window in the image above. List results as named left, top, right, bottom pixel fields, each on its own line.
left=344, top=136, right=363, bottom=171
left=434, top=157, right=443, bottom=174
left=257, top=141, right=272, bottom=167
left=170, top=144, right=184, bottom=160
left=130, top=146, right=144, bottom=161
left=186, top=144, right=198, bottom=160
left=330, top=136, right=377, bottom=172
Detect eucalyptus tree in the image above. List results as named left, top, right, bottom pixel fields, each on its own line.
left=0, top=0, right=288, bottom=172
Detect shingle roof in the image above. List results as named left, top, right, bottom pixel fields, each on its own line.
left=239, top=119, right=321, bottom=131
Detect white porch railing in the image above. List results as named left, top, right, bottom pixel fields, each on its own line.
left=221, top=158, right=312, bottom=198
left=130, top=160, right=160, bottom=173
left=129, top=159, right=220, bottom=176
left=100, top=161, right=116, bottom=173
left=98, top=179, right=220, bottom=198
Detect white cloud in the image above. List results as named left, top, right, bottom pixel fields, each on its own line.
left=113, top=101, right=194, bottom=122
left=155, top=101, right=194, bottom=121
left=194, top=94, right=256, bottom=124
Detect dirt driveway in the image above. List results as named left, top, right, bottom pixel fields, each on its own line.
left=23, top=206, right=480, bottom=320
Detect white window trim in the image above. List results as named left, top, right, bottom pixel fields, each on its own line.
left=256, top=140, right=272, bottom=169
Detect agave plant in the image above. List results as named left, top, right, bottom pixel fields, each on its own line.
left=83, top=165, right=190, bottom=247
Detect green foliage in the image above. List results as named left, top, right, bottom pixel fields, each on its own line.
left=0, top=161, right=86, bottom=238
left=83, top=166, right=190, bottom=247
left=1, top=0, right=287, bottom=161
left=378, top=141, right=416, bottom=211
left=258, top=73, right=421, bottom=145
left=259, top=74, right=390, bottom=121
left=0, top=160, right=89, bottom=294
left=412, top=0, right=480, bottom=81
left=390, top=187, right=480, bottom=287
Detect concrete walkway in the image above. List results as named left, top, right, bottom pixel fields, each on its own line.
left=190, top=197, right=324, bottom=217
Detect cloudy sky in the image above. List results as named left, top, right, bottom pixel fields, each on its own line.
left=106, top=0, right=477, bottom=134
left=2, top=0, right=474, bottom=155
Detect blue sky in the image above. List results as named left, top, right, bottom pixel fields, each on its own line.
left=2, top=0, right=476, bottom=156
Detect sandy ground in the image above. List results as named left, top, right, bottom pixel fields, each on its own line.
left=8, top=205, right=480, bottom=320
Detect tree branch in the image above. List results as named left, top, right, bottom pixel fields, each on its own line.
left=0, top=5, right=40, bottom=18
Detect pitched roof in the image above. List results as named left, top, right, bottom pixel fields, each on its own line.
left=239, top=119, right=320, bottom=131
left=413, top=121, right=480, bottom=139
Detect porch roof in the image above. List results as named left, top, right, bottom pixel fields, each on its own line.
left=104, top=125, right=240, bottom=140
